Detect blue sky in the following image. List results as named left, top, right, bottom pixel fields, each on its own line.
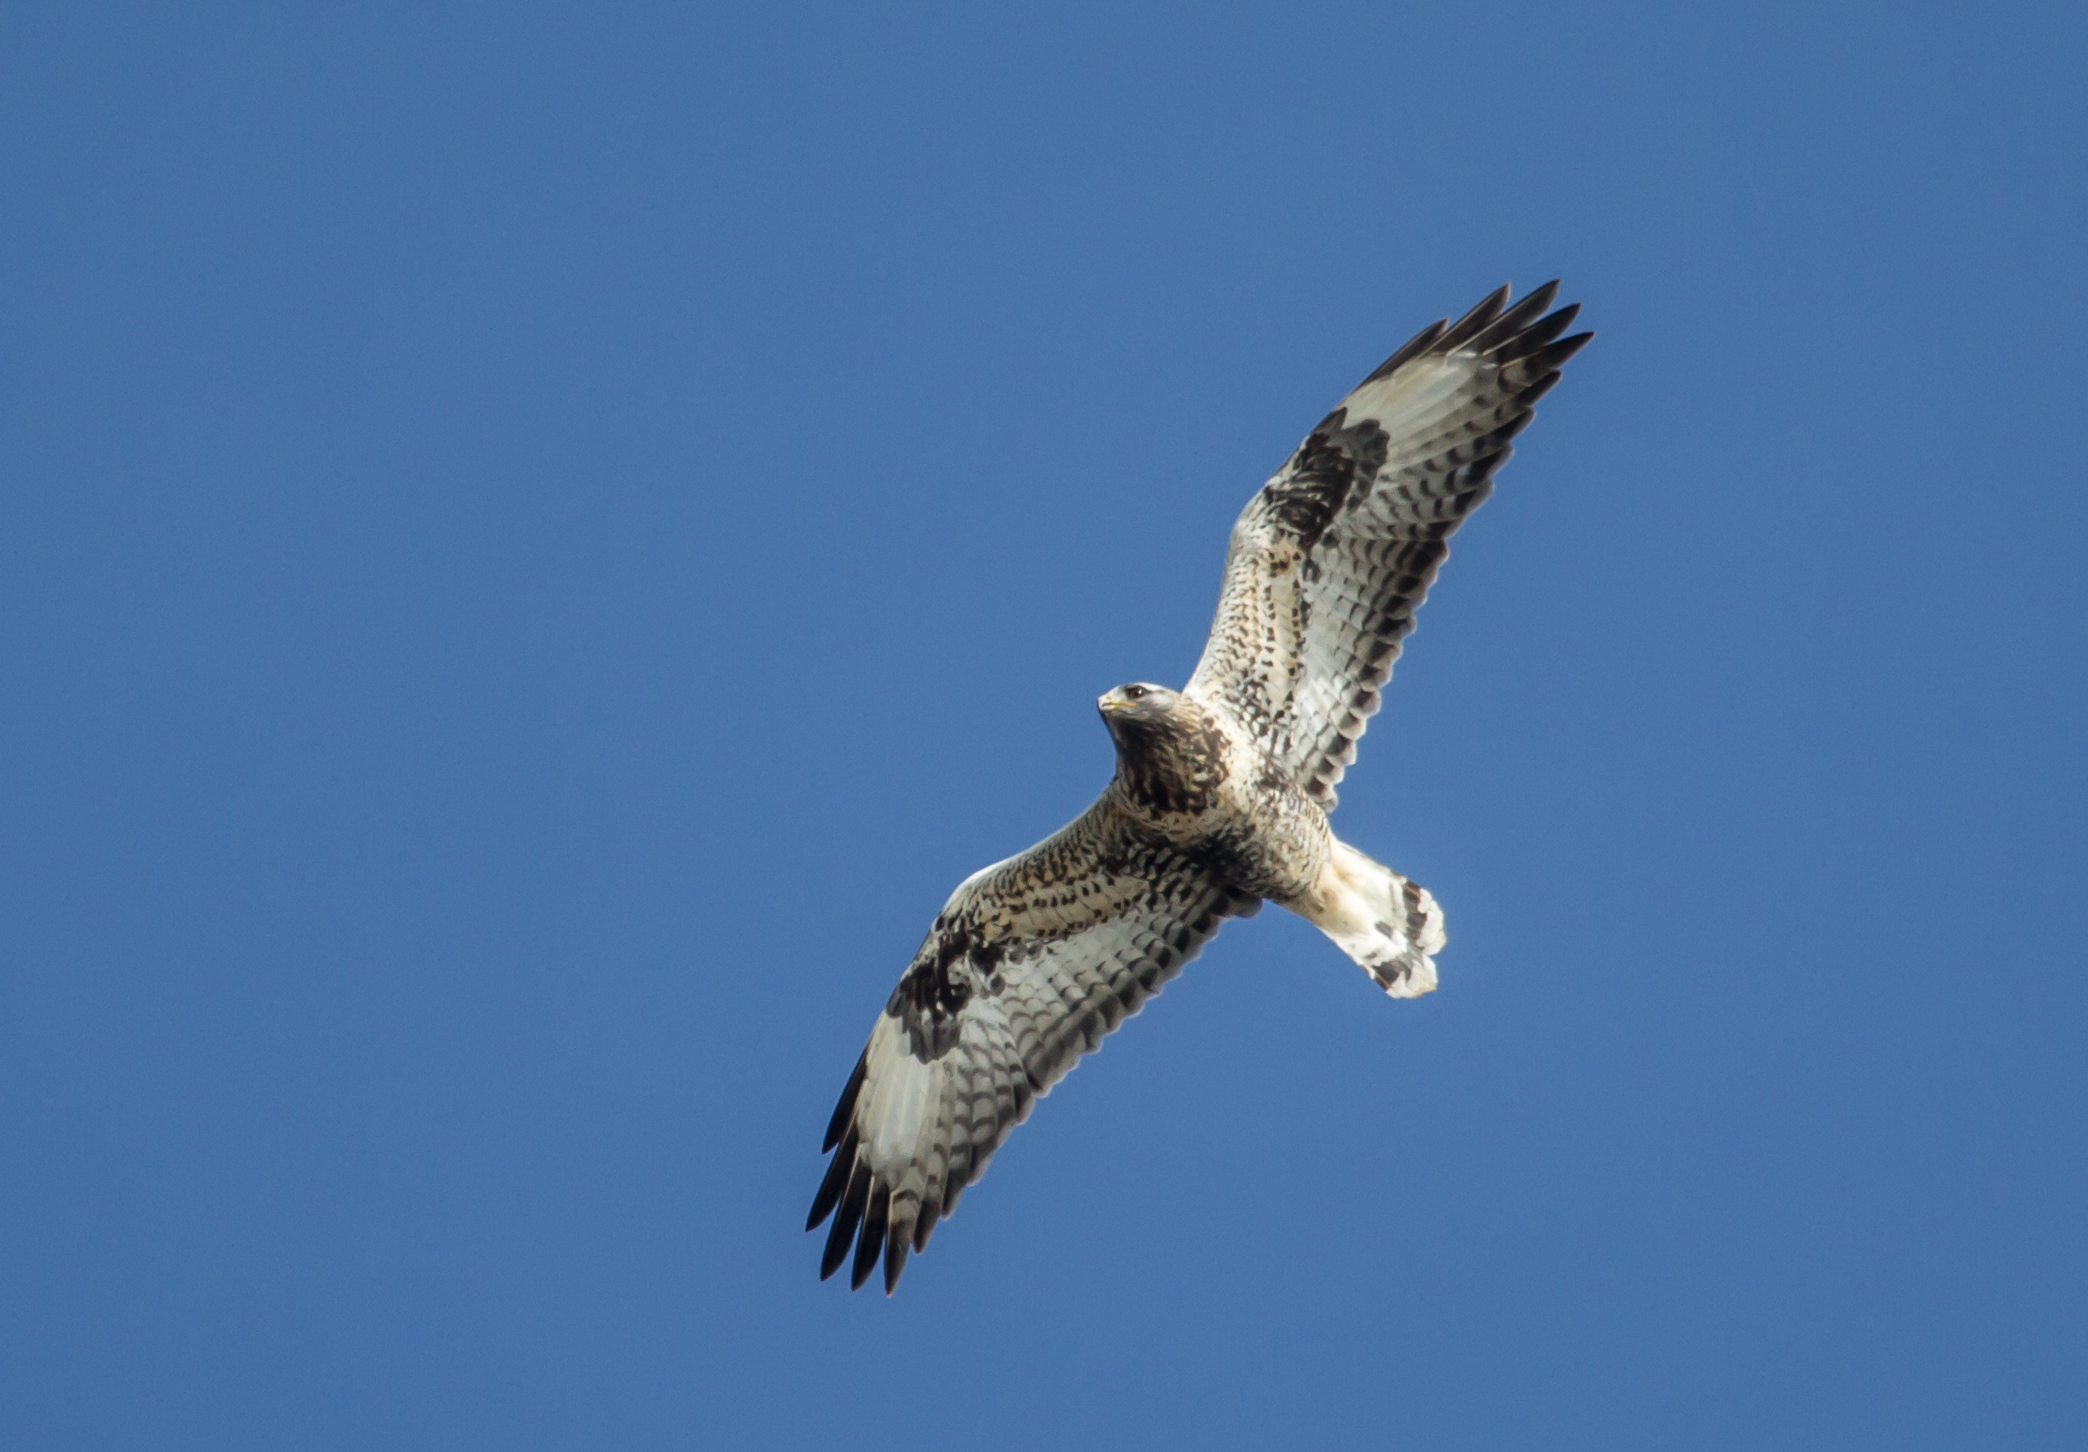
left=4, top=2, right=2084, bottom=1447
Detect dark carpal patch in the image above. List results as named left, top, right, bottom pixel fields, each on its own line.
left=1259, top=408, right=1391, bottom=550
left=886, top=923, right=1007, bottom=1062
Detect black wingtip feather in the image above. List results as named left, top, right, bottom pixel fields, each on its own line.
left=1436, top=283, right=1511, bottom=352
left=1467, top=282, right=1561, bottom=354
left=1516, top=369, right=1563, bottom=405
left=883, top=1232, right=909, bottom=1295
left=1529, top=331, right=1595, bottom=372
left=822, top=1048, right=868, bottom=1153
left=807, top=1126, right=857, bottom=1230
left=1492, top=304, right=1582, bottom=363
left=820, top=1159, right=871, bottom=1280
left=1364, top=318, right=1448, bottom=382
left=850, top=1183, right=890, bottom=1291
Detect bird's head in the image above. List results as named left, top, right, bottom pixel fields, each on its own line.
left=1096, top=682, right=1181, bottom=737
left=1097, top=683, right=1228, bottom=812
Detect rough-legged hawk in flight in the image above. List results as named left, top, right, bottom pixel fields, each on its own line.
left=809, top=282, right=1592, bottom=1293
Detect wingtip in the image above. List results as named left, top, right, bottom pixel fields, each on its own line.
left=912, top=1200, right=941, bottom=1254
left=1436, top=283, right=1512, bottom=352
left=1474, top=283, right=1588, bottom=359
left=1364, top=317, right=1449, bottom=382
left=806, top=1126, right=857, bottom=1231
left=848, top=1183, right=890, bottom=1291
left=821, top=1048, right=869, bottom=1153
left=819, top=1159, right=871, bottom=1279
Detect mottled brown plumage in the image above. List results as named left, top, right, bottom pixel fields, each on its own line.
left=810, top=282, right=1592, bottom=1292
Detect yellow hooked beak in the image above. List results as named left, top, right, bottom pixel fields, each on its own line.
left=1098, top=693, right=1125, bottom=713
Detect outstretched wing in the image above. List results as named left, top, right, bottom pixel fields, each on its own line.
left=808, top=799, right=1259, bottom=1294
left=1186, top=282, right=1592, bottom=808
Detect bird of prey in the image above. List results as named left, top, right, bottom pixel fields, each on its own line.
left=809, top=282, right=1591, bottom=1294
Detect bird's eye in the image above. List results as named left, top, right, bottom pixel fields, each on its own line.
left=1126, top=685, right=1147, bottom=700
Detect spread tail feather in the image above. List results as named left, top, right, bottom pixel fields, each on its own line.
left=1299, top=839, right=1445, bottom=997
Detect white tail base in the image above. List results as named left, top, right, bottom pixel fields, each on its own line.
left=1293, top=839, right=1445, bottom=998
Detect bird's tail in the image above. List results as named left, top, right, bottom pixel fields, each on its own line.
left=1298, top=838, right=1444, bottom=998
